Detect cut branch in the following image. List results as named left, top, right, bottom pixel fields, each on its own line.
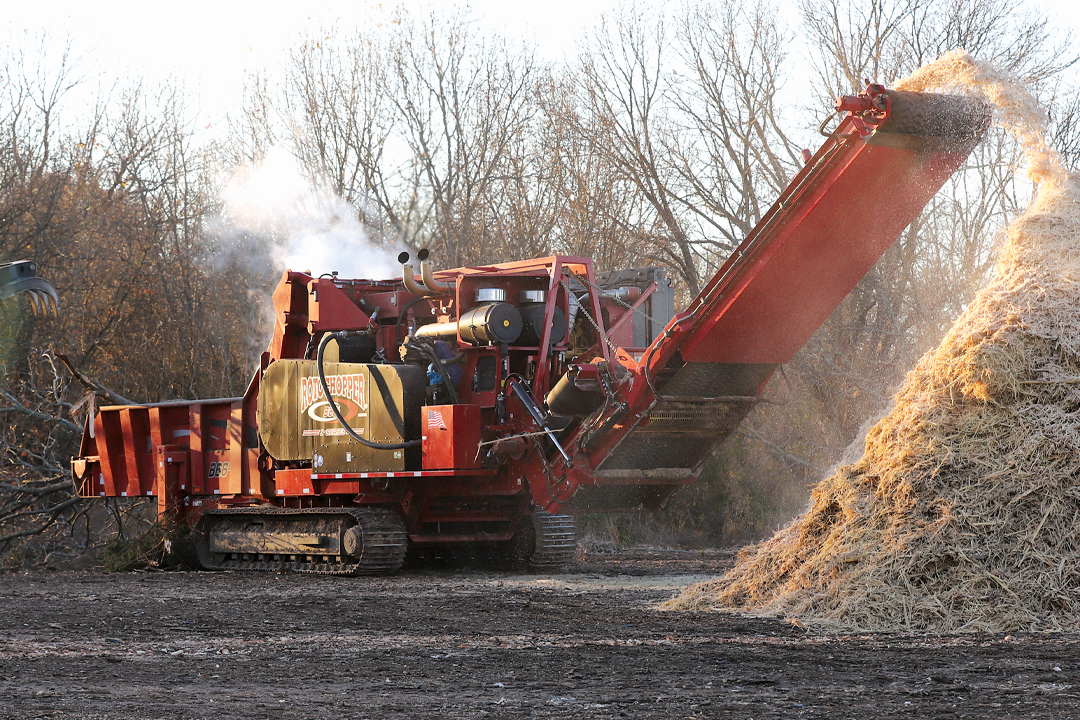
left=56, top=353, right=138, bottom=406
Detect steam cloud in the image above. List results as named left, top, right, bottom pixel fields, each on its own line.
left=211, top=147, right=401, bottom=280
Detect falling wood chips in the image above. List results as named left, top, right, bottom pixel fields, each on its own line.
left=664, top=50, right=1080, bottom=632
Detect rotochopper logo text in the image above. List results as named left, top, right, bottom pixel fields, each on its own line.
left=300, top=373, right=367, bottom=423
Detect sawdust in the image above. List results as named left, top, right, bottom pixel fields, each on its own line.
left=894, top=49, right=1063, bottom=184
left=664, top=51, right=1080, bottom=632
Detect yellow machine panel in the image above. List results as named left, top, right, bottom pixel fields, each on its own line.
left=257, top=360, right=426, bottom=472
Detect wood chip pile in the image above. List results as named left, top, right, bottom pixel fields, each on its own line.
left=665, top=51, right=1079, bottom=632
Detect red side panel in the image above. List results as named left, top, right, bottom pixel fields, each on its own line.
left=422, top=404, right=482, bottom=470
left=307, top=278, right=370, bottom=334
left=74, top=398, right=245, bottom=502
left=680, top=134, right=969, bottom=365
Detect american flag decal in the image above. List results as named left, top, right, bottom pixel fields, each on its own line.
left=428, top=408, right=448, bottom=430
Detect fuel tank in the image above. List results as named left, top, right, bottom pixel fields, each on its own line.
left=257, top=359, right=426, bottom=472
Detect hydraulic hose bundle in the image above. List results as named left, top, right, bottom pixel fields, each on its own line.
left=316, top=331, right=422, bottom=450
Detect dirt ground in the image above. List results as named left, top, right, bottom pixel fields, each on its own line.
left=1, top=549, right=1079, bottom=719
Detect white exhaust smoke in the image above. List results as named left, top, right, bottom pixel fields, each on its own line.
left=214, top=147, right=401, bottom=280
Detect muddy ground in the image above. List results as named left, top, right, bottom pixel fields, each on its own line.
left=1, top=549, right=1079, bottom=719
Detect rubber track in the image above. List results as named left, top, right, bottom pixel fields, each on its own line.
left=196, top=507, right=407, bottom=576
left=528, top=512, right=577, bottom=570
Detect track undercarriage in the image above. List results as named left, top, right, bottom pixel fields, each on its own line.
left=513, top=512, right=578, bottom=570
left=195, top=507, right=577, bottom=575
left=195, top=507, right=408, bottom=576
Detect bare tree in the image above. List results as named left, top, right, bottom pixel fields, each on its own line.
left=0, top=37, right=261, bottom=562
left=555, top=0, right=799, bottom=295
left=225, top=72, right=278, bottom=169
left=567, top=5, right=704, bottom=291
left=1049, top=88, right=1080, bottom=170
left=800, top=0, right=923, bottom=96
left=667, top=0, right=800, bottom=274
left=535, top=70, right=647, bottom=270
left=278, top=27, right=411, bottom=246
left=387, top=8, right=539, bottom=265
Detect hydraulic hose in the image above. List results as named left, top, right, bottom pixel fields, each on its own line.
left=419, top=342, right=461, bottom=405
left=317, top=331, right=422, bottom=449
left=396, top=295, right=431, bottom=345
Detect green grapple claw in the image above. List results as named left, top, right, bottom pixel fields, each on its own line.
left=0, top=261, right=59, bottom=317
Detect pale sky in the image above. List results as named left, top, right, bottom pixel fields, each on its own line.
left=5, top=0, right=1079, bottom=131
left=3, top=0, right=613, bottom=126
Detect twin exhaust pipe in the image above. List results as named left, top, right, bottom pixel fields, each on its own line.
left=399, top=249, right=451, bottom=296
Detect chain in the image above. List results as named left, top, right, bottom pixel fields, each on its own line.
left=574, top=299, right=621, bottom=357
left=567, top=268, right=662, bottom=330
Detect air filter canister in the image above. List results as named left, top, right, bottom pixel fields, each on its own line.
left=459, top=302, right=523, bottom=345
left=519, top=304, right=568, bottom=346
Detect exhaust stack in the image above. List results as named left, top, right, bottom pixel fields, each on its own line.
left=398, top=252, right=428, bottom=296
left=418, top=248, right=452, bottom=295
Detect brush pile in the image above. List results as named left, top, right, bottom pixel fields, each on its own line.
left=666, top=51, right=1080, bottom=632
